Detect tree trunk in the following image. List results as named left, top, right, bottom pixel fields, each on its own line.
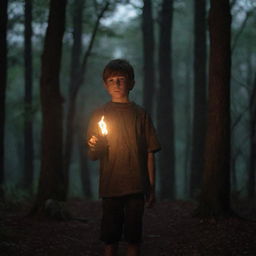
left=248, top=75, right=256, bottom=199
left=197, top=0, right=231, bottom=217
left=157, top=0, right=175, bottom=199
left=23, top=0, right=34, bottom=194
left=63, top=1, right=109, bottom=197
left=33, top=0, right=67, bottom=213
left=190, top=0, right=207, bottom=198
left=142, top=0, right=155, bottom=115
left=0, top=0, right=8, bottom=200
left=63, top=0, right=85, bottom=197
left=77, top=117, right=92, bottom=197
left=184, top=40, right=193, bottom=198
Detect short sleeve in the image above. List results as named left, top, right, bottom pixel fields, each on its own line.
left=145, top=113, right=161, bottom=153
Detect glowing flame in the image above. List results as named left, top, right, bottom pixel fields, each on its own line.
left=98, top=116, right=108, bottom=135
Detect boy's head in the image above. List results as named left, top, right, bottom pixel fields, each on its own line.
left=103, top=59, right=135, bottom=90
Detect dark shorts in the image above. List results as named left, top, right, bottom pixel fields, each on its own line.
left=100, top=193, right=145, bottom=244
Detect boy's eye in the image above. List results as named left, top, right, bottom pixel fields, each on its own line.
left=106, top=77, right=127, bottom=86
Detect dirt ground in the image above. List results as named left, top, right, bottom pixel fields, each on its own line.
left=1, top=199, right=256, bottom=256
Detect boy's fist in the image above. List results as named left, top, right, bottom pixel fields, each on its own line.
left=88, top=135, right=108, bottom=153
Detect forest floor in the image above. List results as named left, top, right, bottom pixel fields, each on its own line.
left=0, top=199, right=256, bottom=256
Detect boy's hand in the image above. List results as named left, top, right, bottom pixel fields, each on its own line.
left=145, top=187, right=156, bottom=208
left=88, top=135, right=98, bottom=151
left=88, top=135, right=107, bottom=153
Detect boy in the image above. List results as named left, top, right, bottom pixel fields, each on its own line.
left=87, top=59, right=160, bottom=256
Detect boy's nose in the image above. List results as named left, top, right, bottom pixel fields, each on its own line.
left=113, top=79, right=121, bottom=87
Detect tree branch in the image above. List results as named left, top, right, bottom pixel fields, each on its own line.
left=231, top=10, right=253, bottom=54
left=81, top=1, right=110, bottom=72
left=71, top=1, right=110, bottom=98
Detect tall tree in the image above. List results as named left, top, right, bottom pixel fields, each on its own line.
left=64, top=0, right=91, bottom=197
left=157, top=0, right=175, bottom=199
left=190, top=0, right=207, bottom=198
left=184, top=39, right=193, bottom=197
left=33, top=0, right=67, bottom=212
left=0, top=0, right=8, bottom=200
left=63, top=1, right=109, bottom=197
left=197, top=0, right=231, bottom=216
left=142, top=0, right=155, bottom=115
left=68, top=0, right=84, bottom=98
left=23, top=0, right=34, bottom=194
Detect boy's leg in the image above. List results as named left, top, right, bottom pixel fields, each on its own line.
left=101, top=197, right=124, bottom=253
left=126, top=243, right=140, bottom=256
left=124, top=193, right=145, bottom=256
left=104, top=243, right=118, bottom=256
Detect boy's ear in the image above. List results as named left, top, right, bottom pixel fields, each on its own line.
left=129, top=80, right=135, bottom=90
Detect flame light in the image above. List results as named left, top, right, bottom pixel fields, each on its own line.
left=98, top=116, right=108, bottom=136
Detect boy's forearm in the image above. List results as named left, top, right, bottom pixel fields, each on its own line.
left=147, top=152, right=155, bottom=189
left=87, top=149, right=100, bottom=161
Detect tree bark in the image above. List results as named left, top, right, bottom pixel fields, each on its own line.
left=33, top=0, right=67, bottom=213
left=23, top=0, right=34, bottom=194
left=190, top=0, right=207, bottom=198
left=0, top=0, right=8, bottom=200
left=197, top=0, right=231, bottom=217
left=157, top=0, right=175, bottom=199
left=142, top=0, right=155, bottom=115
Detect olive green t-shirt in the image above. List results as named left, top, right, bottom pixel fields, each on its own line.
left=87, top=101, right=161, bottom=198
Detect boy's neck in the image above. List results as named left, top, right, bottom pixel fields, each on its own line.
left=111, top=97, right=130, bottom=103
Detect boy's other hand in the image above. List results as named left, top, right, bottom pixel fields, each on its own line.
left=145, top=188, right=156, bottom=208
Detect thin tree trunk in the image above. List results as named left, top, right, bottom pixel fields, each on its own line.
left=63, top=0, right=84, bottom=197
left=184, top=39, right=193, bottom=198
left=32, top=0, right=67, bottom=213
left=23, top=0, right=34, bottom=194
left=63, top=1, right=109, bottom=197
left=69, top=0, right=84, bottom=96
left=142, top=0, right=155, bottom=115
left=190, top=0, right=207, bottom=198
left=79, top=144, right=91, bottom=198
left=197, top=0, right=232, bottom=217
left=248, top=75, right=256, bottom=199
left=0, top=0, right=8, bottom=200
left=77, top=117, right=92, bottom=197
left=231, top=148, right=239, bottom=192
left=157, top=0, right=175, bottom=199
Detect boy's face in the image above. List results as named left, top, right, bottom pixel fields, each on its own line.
left=104, top=75, right=134, bottom=102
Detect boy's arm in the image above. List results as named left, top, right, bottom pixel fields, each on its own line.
left=87, top=135, right=108, bottom=161
left=147, top=152, right=155, bottom=189
left=146, top=152, right=156, bottom=208
left=87, top=147, right=99, bottom=161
